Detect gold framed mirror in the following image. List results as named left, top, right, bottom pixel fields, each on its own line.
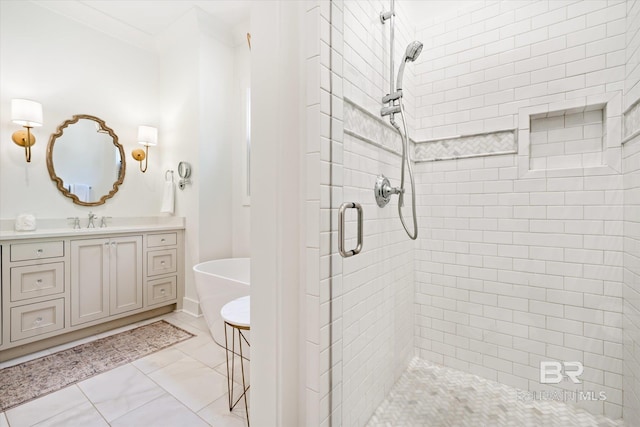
left=46, top=115, right=125, bottom=206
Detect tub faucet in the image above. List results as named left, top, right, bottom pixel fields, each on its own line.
left=87, top=212, right=96, bottom=228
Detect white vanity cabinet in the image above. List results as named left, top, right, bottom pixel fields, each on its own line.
left=4, top=239, right=67, bottom=343
left=0, top=226, right=184, bottom=357
left=70, top=236, right=143, bottom=325
left=145, top=232, right=179, bottom=307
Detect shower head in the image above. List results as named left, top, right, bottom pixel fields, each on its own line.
left=404, top=40, right=423, bottom=62
left=396, top=40, right=423, bottom=91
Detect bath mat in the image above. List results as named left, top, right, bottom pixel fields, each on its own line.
left=0, top=320, right=194, bottom=411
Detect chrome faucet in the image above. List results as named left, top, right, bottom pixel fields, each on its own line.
left=87, top=212, right=96, bottom=228
left=100, top=216, right=112, bottom=228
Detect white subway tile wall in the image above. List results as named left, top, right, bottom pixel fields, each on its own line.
left=414, top=0, right=627, bottom=141
left=410, top=0, right=637, bottom=420
left=623, top=0, right=640, bottom=422
left=625, top=0, right=640, bottom=111
left=416, top=1, right=639, bottom=418
left=623, top=133, right=640, bottom=425
left=414, top=152, right=625, bottom=418
left=308, top=0, right=640, bottom=425
left=338, top=1, right=416, bottom=426
left=304, top=1, right=331, bottom=426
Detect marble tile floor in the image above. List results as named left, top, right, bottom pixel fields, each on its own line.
left=0, top=311, right=249, bottom=427
left=367, top=358, right=624, bottom=427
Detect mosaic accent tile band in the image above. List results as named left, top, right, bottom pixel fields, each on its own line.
left=367, top=358, right=623, bottom=427
left=344, top=97, right=517, bottom=162
left=414, top=130, right=517, bottom=162
left=0, top=320, right=194, bottom=411
left=344, top=97, right=403, bottom=155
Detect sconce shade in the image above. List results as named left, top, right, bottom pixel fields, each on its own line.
left=11, top=99, right=43, bottom=127
left=137, top=125, right=158, bottom=146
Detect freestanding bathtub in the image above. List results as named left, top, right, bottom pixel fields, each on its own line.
left=193, top=258, right=250, bottom=344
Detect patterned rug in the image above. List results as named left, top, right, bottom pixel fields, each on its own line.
left=0, top=320, right=194, bottom=411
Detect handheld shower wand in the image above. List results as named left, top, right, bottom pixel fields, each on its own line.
left=381, top=40, right=423, bottom=115
left=376, top=40, right=423, bottom=240
left=396, top=41, right=423, bottom=91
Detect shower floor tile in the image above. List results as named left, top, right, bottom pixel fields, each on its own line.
left=367, top=358, right=624, bottom=427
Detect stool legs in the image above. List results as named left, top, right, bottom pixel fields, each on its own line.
left=224, top=321, right=250, bottom=427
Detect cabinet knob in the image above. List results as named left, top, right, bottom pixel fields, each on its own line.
left=161, top=261, right=166, bottom=265
left=36, top=279, right=43, bottom=287
left=34, top=317, right=43, bottom=325
left=160, top=289, right=166, bottom=294
left=161, top=238, right=166, bottom=242
left=36, top=249, right=43, bottom=256
left=104, top=242, right=109, bottom=246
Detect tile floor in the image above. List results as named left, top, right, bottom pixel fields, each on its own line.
left=367, top=358, right=624, bottom=427
left=2, top=312, right=627, bottom=427
left=0, top=311, right=248, bottom=427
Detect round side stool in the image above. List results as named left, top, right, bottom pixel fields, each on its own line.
left=221, top=295, right=250, bottom=427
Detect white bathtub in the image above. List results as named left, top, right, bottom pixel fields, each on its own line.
left=193, top=258, right=250, bottom=344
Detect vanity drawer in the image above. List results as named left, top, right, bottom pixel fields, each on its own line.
left=11, top=299, right=65, bottom=342
left=147, top=249, right=177, bottom=276
left=147, top=276, right=177, bottom=306
left=147, top=233, right=177, bottom=248
left=11, top=241, right=64, bottom=262
left=10, top=262, right=65, bottom=302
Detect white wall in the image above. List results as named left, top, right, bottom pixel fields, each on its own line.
left=0, top=1, right=162, bottom=220
left=157, top=8, right=245, bottom=314
left=198, top=16, right=235, bottom=264
left=1, top=1, right=249, bottom=315
left=249, top=1, right=304, bottom=425
left=156, top=11, right=202, bottom=313
left=232, top=31, right=252, bottom=258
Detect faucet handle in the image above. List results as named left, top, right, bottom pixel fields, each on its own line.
left=100, top=216, right=112, bottom=228
left=67, top=217, right=80, bottom=229
left=87, top=211, right=96, bottom=228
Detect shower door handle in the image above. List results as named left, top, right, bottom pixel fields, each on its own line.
left=338, top=202, right=363, bottom=258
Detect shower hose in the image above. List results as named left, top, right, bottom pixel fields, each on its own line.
left=390, top=101, right=418, bottom=240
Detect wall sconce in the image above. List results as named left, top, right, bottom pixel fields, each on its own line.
left=131, top=125, right=157, bottom=173
left=11, top=99, right=43, bottom=163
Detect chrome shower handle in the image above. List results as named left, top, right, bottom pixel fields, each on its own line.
left=338, top=202, right=363, bottom=258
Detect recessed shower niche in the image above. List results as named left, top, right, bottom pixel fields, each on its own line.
left=518, top=93, right=623, bottom=178
left=529, top=106, right=605, bottom=170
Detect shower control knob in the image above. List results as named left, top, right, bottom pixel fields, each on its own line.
left=374, top=174, right=402, bottom=208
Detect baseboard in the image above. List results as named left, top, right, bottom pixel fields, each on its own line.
left=182, top=297, right=202, bottom=317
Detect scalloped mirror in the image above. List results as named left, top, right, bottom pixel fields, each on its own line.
left=46, top=115, right=125, bottom=206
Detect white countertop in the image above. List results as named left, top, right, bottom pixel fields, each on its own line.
left=0, top=217, right=185, bottom=241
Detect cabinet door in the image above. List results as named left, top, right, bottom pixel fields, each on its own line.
left=71, top=239, right=110, bottom=325
left=110, top=236, right=143, bottom=315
